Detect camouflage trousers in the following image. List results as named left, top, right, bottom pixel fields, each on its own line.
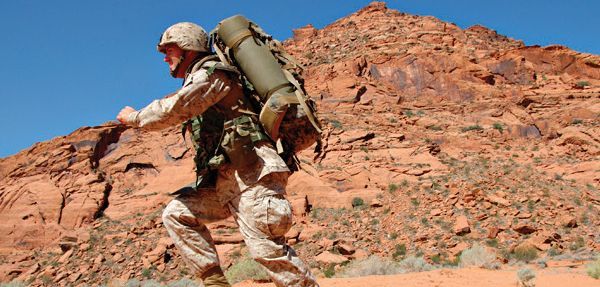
left=162, top=171, right=318, bottom=287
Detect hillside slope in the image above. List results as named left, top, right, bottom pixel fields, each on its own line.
left=1, top=2, right=598, bottom=286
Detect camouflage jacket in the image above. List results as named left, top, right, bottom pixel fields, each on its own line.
left=127, top=57, right=289, bottom=186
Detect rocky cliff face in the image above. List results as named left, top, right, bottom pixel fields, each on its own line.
left=1, top=2, right=598, bottom=285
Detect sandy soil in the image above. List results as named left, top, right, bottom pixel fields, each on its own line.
left=234, top=266, right=600, bottom=287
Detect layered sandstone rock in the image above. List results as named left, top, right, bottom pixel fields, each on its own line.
left=1, top=2, right=599, bottom=285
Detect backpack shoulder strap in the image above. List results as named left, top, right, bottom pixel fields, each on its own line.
left=189, top=55, right=240, bottom=77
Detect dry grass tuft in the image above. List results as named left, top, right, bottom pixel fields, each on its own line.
left=459, top=243, right=498, bottom=269
left=339, top=256, right=403, bottom=277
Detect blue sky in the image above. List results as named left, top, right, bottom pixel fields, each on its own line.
left=1, top=0, right=598, bottom=158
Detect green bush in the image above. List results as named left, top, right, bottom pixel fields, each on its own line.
left=513, top=244, right=538, bottom=262
left=576, top=81, right=591, bottom=88
left=492, top=122, right=504, bottom=133
left=351, top=197, right=365, bottom=207
left=485, top=238, right=499, bottom=248
left=225, top=258, right=269, bottom=284
left=393, top=244, right=407, bottom=259
left=571, top=118, right=584, bottom=125
left=587, top=258, right=600, bottom=279
left=329, top=119, right=343, bottom=130
left=461, top=125, right=484, bottom=132
left=141, top=268, right=153, bottom=279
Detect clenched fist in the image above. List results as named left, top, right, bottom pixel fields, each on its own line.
left=117, top=106, right=136, bottom=124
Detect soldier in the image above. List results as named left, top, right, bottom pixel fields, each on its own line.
left=117, top=22, right=318, bottom=287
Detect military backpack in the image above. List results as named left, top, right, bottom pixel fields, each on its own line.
left=209, top=15, right=322, bottom=156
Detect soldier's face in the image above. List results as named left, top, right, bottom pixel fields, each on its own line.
left=163, top=44, right=184, bottom=73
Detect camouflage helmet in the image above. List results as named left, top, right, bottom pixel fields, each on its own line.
left=157, top=22, right=209, bottom=53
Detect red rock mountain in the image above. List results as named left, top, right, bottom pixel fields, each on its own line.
left=1, top=2, right=598, bottom=285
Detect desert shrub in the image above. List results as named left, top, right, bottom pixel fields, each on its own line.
left=392, top=243, right=407, bottom=259
left=225, top=258, right=269, bottom=284
left=329, top=119, right=343, bottom=129
left=492, top=122, right=504, bottom=133
left=351, top=197, right=364, bottom=208
left=571, top=118, right=583, bottom=125
left=141, top=267, right=153, bottom=279
left=322, top=264, right=336, bottom=278
left=517, top=268, right=536, bottom=287
left=461, top=125, right=483, bottom=132
left=546, top=247, right=561, bottom=257
left=569, top=236, right=585, bottom=251
left=167, top=278, right=198, bottom=287
left=588, top=258, right=600, bottom=279
left=575, top=81, right=590, bottom=88
left=141, top=280, right=162, bottom=287
left=485, top=238, right=499, bottom=248
left=513, top=244, right=538, bottom=263
left=398, top=256, right=433, bottom=272
left=339, top=256, right=403, bottom=277
left=0, top=281, right=27, bottom=287
left=459, top=243, right=498, bottom=269
left=124, top=279, right=141, bottom=287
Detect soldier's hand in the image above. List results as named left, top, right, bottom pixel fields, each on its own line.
left=117, top=106, right=136, bottom=124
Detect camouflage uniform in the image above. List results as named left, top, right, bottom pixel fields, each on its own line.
left=127, top=59, right=317, bottom=287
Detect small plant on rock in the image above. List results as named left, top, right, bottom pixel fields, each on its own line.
left=461, top=125, right=484, bottom=132
left=571, top=118, right=583, bottom=125
left=575, top=81, right=590, bottom=88
left=492, top=122, right=504, bottom=133
left=351, top=197, right=364, bottom=208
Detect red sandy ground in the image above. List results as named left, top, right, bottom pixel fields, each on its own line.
left=235, top=266, right=600, bottom=287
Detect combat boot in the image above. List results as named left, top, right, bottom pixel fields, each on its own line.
left=201, top=266, right=231, bottom=287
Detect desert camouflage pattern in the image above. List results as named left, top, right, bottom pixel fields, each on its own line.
left=157, top=22, right=209, bottom=53
left=126, top=64, right=316, bottom=285
left=126, top=66, right=290, bottom=182
left=126, top=67, right=231, bottom=130
left=162, top=172, right=317, bottom=287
